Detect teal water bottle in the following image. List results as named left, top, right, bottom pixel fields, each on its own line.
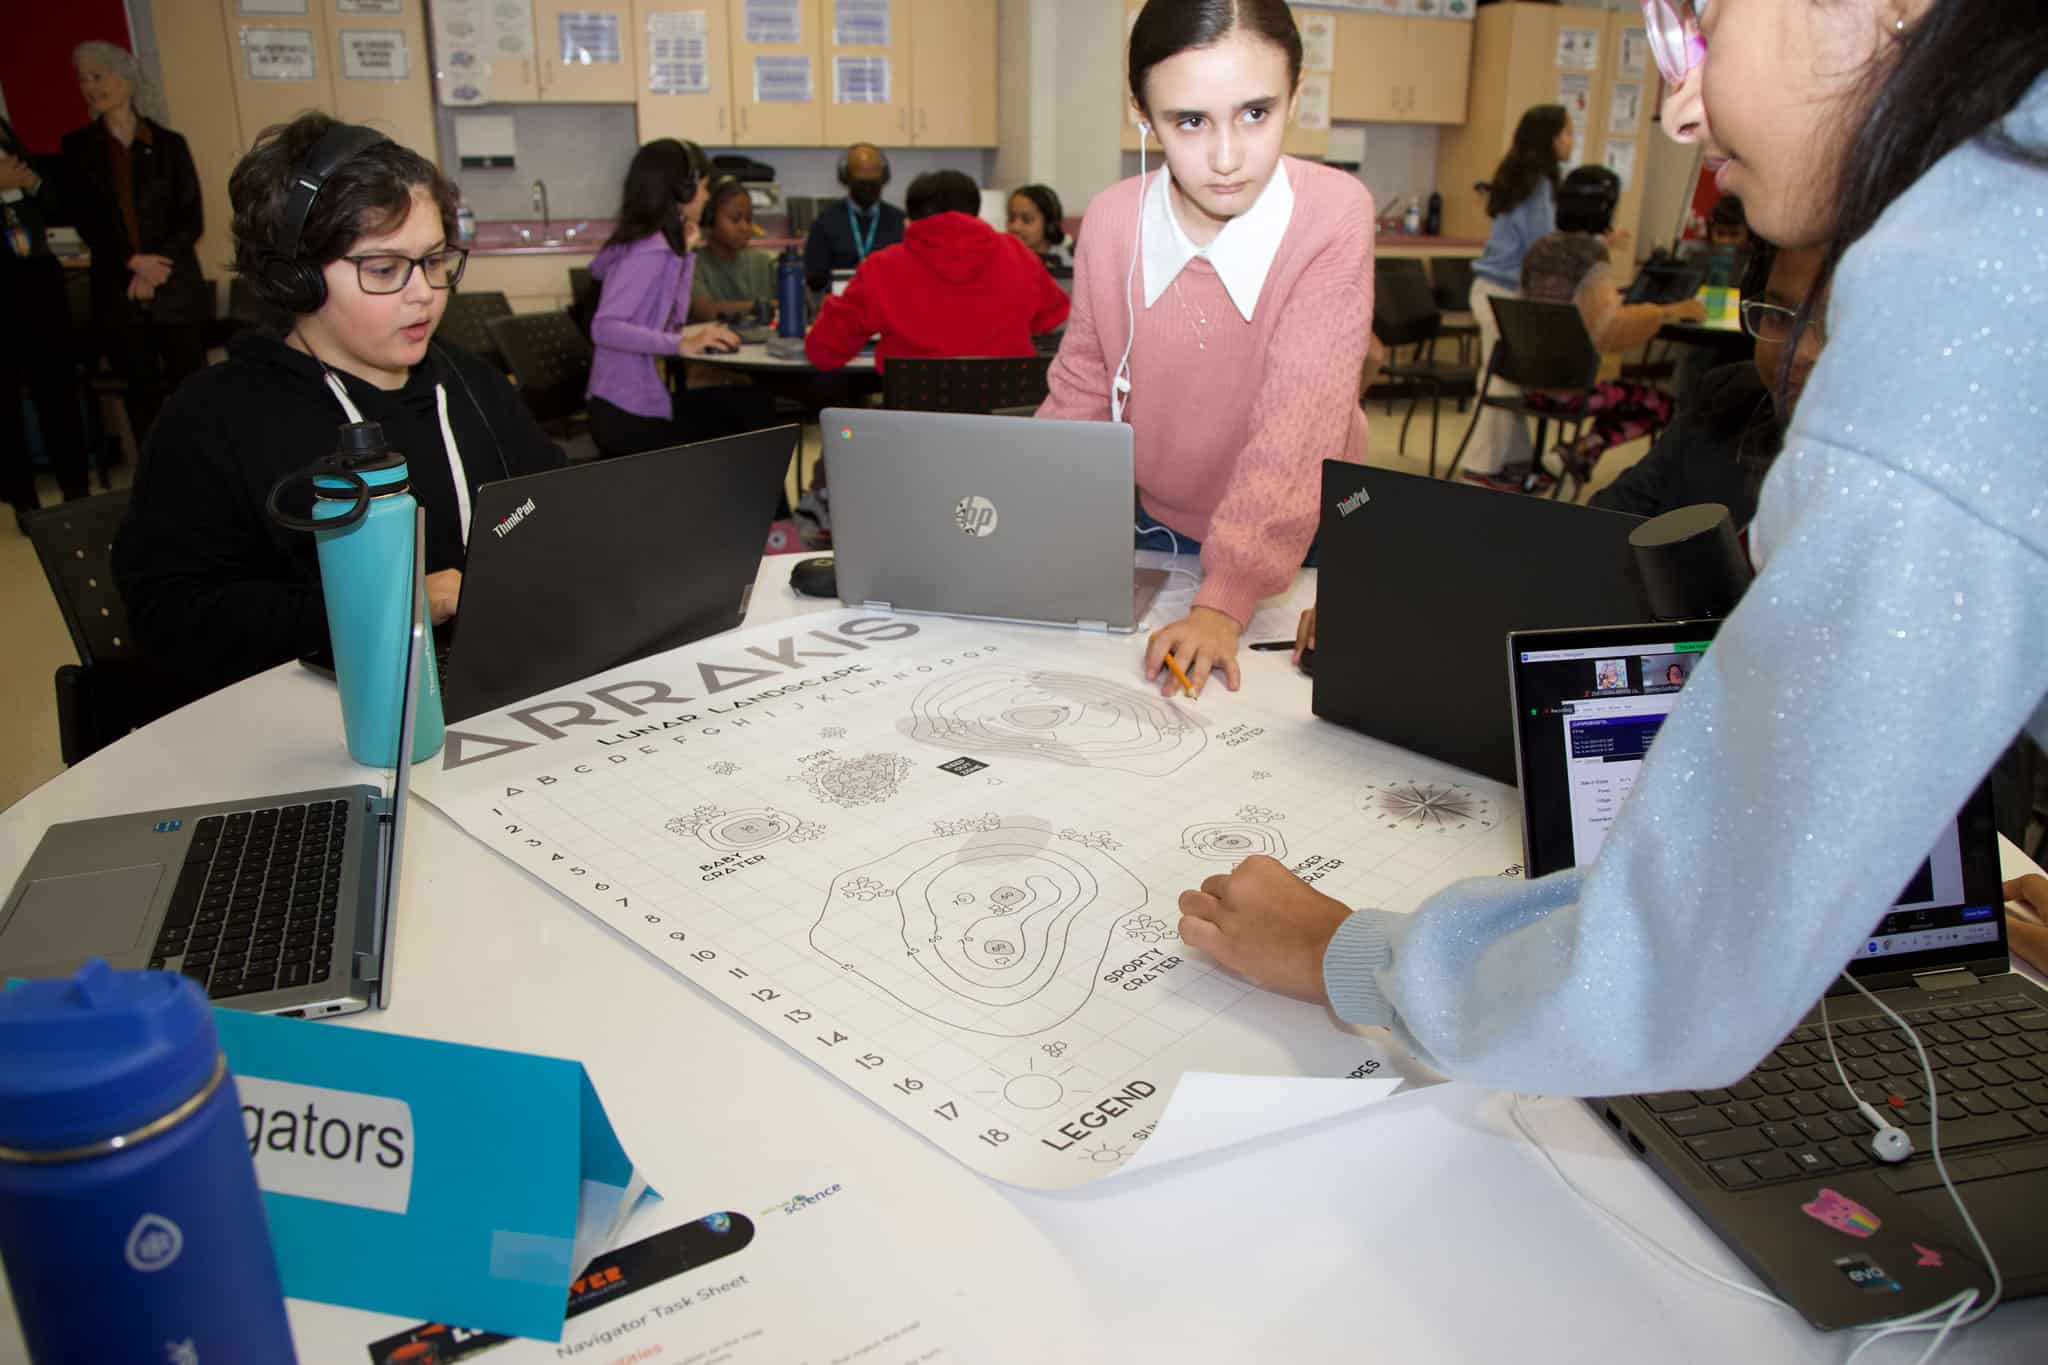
left=269, top=422, right=445, bottom=766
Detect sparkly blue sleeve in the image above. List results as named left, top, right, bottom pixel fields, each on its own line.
left=1323, top=94, right=2048, bottom=1096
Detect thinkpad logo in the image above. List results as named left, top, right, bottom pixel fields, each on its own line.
left=953, top=495, right=998, bottom=537
left=492, top=496, right=537, bottom=539
left=1336, top=488, right=1370, bottom=518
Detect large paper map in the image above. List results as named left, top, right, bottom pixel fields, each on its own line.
left=415, top=612, right=1522, bottom=1187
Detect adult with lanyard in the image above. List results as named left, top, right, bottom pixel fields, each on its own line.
left=61, top=41, right=209, bottom=447
left=1461, top=103, right=1572, bottom=489
left=802, top=142, right=905, bottom=294
left=1, top=114, right=89, bottom=527
left=1178, top=0, right=2048, bottom=1107
left=1038, top=0, right=1373, bottom=700
left=112, top=114, right=563, bottom=709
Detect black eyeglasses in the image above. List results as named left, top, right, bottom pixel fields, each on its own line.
left=1739, top=299, right=1823, bottom=345
left=341, top=248, right=469, bottom=295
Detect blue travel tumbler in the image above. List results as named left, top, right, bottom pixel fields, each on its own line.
left=270, top=422, right=445, bottom=766
left=0, top=961, right=297, bottom=1364
left=776, top=246, right=807, bottom=339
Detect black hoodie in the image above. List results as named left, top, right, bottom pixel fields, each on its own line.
left=113, top=330, right=564, bottom=705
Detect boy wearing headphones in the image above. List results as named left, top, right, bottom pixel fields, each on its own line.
left=112, top=114, right=563, bottom=708
left=802, top=142, right=905, bottom=293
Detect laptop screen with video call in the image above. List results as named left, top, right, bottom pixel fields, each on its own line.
left=1507, top=620, right=2008, bottom=987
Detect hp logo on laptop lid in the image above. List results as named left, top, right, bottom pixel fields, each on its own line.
left=954, top=495, right=999, bottom=537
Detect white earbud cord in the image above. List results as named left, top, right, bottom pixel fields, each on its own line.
left=1112, top=122, right=1147, bottom=423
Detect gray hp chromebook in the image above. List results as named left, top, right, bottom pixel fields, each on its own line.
left=1508, top=619, right=2047, bottom=1330
left=824, top=407, right=1165, bottom=632
left=0, top=511, right=427, bottom=1020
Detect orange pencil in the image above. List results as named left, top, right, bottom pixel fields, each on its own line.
left=1161, top=650, right=1196, bottom=698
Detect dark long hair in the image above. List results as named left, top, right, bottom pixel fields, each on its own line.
left=606, top=138, right=710, bottom=254
left=1791, top=8, right=2048, bottom=363
left=1011, top=184, right=1065, bottom=245
left=1486, top=105, right=1568, bottom=218
left=1128, top=0, right=1302, bottom=113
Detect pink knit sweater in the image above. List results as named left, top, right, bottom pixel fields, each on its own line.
left=1038, top=158, right=1374, bottom=625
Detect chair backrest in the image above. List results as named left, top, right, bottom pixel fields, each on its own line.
left=1486, top=296, right=1603, bottom=393
left=568, top=266, right=599, bottom=339
left=23, top=491, right=137, bottom=669
left=440, top=289, right=515, bottom=371
left=882, top=355, right=1053, bottom=414
left=1429, top=255, right=1476, bottom=313
left=1371, top=258, right=1443, bottom=349
left=486, top=310, right=594, bottom=427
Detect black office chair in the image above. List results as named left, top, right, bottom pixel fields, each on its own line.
left=568, top=266, right=600, bottom=340
left=1444, top=297, right=1602, bottom=500
left=439, top=289, right=515, bottom=373
left=486, top=310, right=594, bottom=434
left=882, top=356, right=1053, bottom=415
left=1426, top=255, right=1481, bottom=363
left=22, top=491, right=173, bottom=764
left=1370, top=260, right=1478, bottom=476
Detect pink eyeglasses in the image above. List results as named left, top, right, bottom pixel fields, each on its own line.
left=1642, top=0, right=1708, bottom=85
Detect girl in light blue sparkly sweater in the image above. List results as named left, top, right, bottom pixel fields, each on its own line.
left=1181, top=0, right=2048, bottom=1097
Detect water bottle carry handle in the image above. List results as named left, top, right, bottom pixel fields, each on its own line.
left=266, top=467, right=372, bottom=534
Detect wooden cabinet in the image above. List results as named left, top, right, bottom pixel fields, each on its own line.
left=634, top=0, right=735, bottom=144
left=535, top=0, right=638, bottom=102
left=1330, top=13, right=1472, bottom=125
left=1434, top=3, right=1650, bottom=243
left=824, top=0, right=908, bottom=146
left=729, top=0, right=823, bottom=146
left=905, top=0, right=993, bottom=146
left=331, top=0, right=438, bottom=156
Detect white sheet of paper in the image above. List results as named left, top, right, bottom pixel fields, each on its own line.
left=340, top=29, right=409, bottom=81
left=558, top=11, right=621, bottom=64
left=1299, top=12, right=1336, bottom=73
left=744, top=0, right=801, bottom=45
left=1609, top=82, right=1642, bottom=138
left=1605, top=140, right=1637, bottom=190
left=1120, top=1071, right=1406, bottom=1175
left=753, top=54, right=812, bottom=102
left=646, top=10, right=711, bottom=94
left=1557, top=26, right=1600, bottom=72
left=1619, top=25, right=1650, bottom=77
left=833, top=0, right=890, bottom=47
left=241, top=27, right=317, bottom=81
left=1295, top=73, right=1331, bottom=132
left=833, top=54, right=889, bottom=104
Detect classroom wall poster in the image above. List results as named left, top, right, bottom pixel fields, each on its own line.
left=1557, top=72, right=1592, bottom=126
left=558, top=12, right=622, bottom=65
left=1608, top=82, right=1641, bottom=139
left=744, top=0, right=801, bottom=46
left=340, top=29, right=409, bottom=80
left=239, top=0, right=308, bottom=14
left=1295, top=73, right=1331, bottom=132
left=646, top=10, right=711, bottom=96
left=338, top=0, right=403, bottom=15
left=833, top=0, right=889, bottom=48
left=832, top=55, right=889, bottom=105
left=1557, top=26, right=1599, bottom=72
left=241, top=27, right=318, bottom=81
left=1619, top=25, right=1649, bottom=77
left=1299, top=12, right=1336, bottom=73
left=1604, top=140, right=1636, bottom=191
left=753, top=54, right=812, bottom=103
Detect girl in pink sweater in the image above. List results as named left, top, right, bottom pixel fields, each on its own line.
left=1038, top=0, right=1373, bottom=697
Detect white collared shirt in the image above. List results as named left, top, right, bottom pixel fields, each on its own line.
left=1140, top=158, right=1296, bottom=322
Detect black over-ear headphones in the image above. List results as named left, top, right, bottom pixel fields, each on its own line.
left=836, top=143, right=891, bottom=186
left=256, top=122, right=394, bottom=314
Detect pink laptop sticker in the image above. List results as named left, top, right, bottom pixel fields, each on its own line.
left=1801, top=1188, right=1881, bottom=1239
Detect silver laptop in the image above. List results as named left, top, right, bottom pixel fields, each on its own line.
left=0, top=511, right=426, bottom=1020
left=824, top=407, right=1166, bottom=633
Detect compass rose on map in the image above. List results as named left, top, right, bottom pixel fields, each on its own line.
left=1363, top=781, right=1497, bottom=833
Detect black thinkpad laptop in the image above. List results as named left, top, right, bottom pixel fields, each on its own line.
left=441, top=425, right=798, bottom=720
left=1312, top=463, right=1648, bottom=784
left=1509, top=620, right=2048, bottom=1330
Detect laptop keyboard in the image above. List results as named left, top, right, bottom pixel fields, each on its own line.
left=1639, top=995, right=2048, bottom=1190
left=147, top=801, right=349, bottom=1000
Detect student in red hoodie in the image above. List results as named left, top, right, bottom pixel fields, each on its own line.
left=804, top=170, right=1070, bottom=371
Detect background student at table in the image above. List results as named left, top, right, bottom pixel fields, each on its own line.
left=61, top=41, right=208, bottom=449
left=112, top=114, right=563, bottom=709
left=585, top=139, right=772, bottom=461
left=1180, top=0, right=2048, bottom=1097
left=1, top=114, right=88, bottom=526
left=803, top=170, right=1069, bottom=373
left=1007, top=183, right=1072, bottom=271
left=690, top=178, right=776, bottom=323
left=1038, top=0, right=1372, bottom=700
left=803, top=142, right=905, bottom=294
left=1461, top=104, right=1571, bottom=488
left=1513, top=165, right=1703, bottom=489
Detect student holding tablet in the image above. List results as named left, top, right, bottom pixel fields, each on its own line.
left=1038, top=0, right=1373, bottom=700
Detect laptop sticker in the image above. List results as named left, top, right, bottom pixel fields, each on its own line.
left=1834, top=1256, right=1902, bottom=1295
left=1801, top=1188, right=1881, bottom=1239
left=1913, top=1243, right=1945, bottom=1269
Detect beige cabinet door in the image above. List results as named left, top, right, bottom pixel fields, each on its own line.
left=1330, top=12, right=1402, bottom=123
left=730, top=0, right=824, bottom=145
left=223, top=1, right=338, bottom=140
left=1401, top=16, right=1472, bottom=125
left=635, top=0, right=735, bottom=143
left=907, top=0, right=994, bottom=146
left=535, top=0, right=639, bottom=101
left=330, top=0, right=438, bottom=156
left=822, top=0, right=908, bottom=146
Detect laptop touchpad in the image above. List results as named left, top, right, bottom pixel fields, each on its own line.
left=0, top=864, right=166, bottom=963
